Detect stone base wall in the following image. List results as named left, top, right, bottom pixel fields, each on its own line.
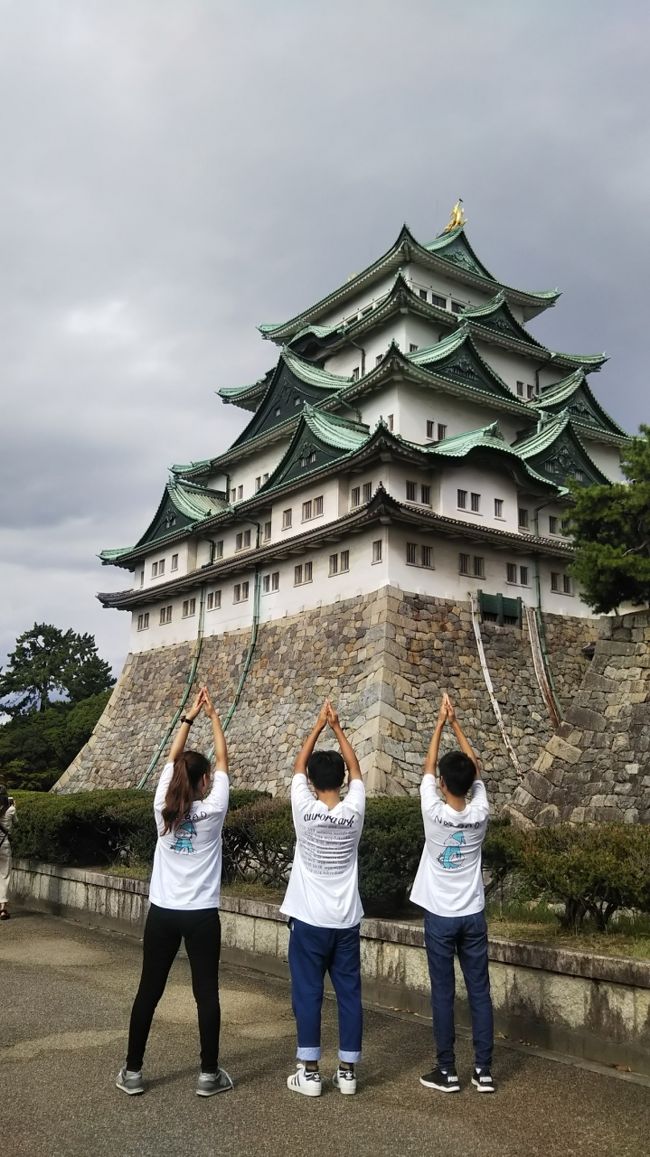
left=55, top=587, right=596, bottom=811
left=509, top=610, right=650, bottom=825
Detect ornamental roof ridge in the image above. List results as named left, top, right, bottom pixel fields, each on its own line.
left=532, top=370, right=627, bottom=437
left=424, top=421, right=556, bottom=490
left=513, top=409, right=612, bottom=486
left=407, top=326, right=513, bottom=397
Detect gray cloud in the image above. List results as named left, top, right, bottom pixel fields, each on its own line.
left=2, top=0, right=648, bottom=674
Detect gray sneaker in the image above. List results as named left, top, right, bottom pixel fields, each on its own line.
left=116, top=1067, right=145, bottom=1096
left=196, top=1068, right=234, bottom=1097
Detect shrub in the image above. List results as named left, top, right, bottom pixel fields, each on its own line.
left=482, top=819, right=526, bottom=898
left=520, top=824, right=650, bottom=930
left=358, top=797, right=423, bottom=914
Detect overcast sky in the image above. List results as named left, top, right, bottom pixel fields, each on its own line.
left=1, top=0, right=648, bottom=678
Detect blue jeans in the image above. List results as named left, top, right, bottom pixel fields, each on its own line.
left=288, top=919, right=363, bottom=1062
left=423, top=909, right=493, bottom=1070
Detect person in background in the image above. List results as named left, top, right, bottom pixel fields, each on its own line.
left=281, top=700, right=365, bottom=1097
left=0, top=784, right=17, bottom=921
left=410, top=693, right=495, bottom=1094
left=116, top=686, right=232, bottom=1098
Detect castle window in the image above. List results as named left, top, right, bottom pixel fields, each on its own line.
left=159, top=605, right=172, bottom=625
left=351, top=367, right=360, bottom=382
left=214, top=540, right=224, bottom=560
left=340, top=550, right=349, bottom=572
left=506, top=563, right=517, bottom=584
left=527, top=383, right=534, bottom=400
left=255, top=476, right=261, bottom=492
left=406, top=480, right=417, bottom=501
left=159, top=559, right=165, bottom=575
left=563, top=575, right=573, bottom=595
left=237, top=485, right=243, bottom=501
left=518, top=507, right=529, bottom=530
left=421, top=484, right=431, bottom=506
left=459, top=553, right=470, bottom=576
left=450, top=301, right=464, bottom=314
left=140, top=571, right=144, bottom=587
left=282, top=509, right=292, bottom=529
left=409, top=343, right=419, bottom=353
left=473, top=556, right=485, bottom=579
left=551, top=572, right=559, bottom=592
left=431, top=293, right=446, bottom=309
left=206, top=590, right=221, bottom=611
left=426, top=420, right=435, bottom=440
left=263, top=520, right=272, bottom=542
left=262, top=572, right=279, bottom=595
left=437, top=423, right=447, bottom=440
left=171, top=553, right=179, bottom=571
left=561, top=517, right=570, bottom=535
left=457, top=489, right=467, bottom=509
left=516, top=381, right=524, bottom=397
left=470, top=492, right=481, bottom=513
left=372, top=539, right=382, bottom=564
left=548, top=515, right=558, bottom=534
left=362, top=481, right=372, bottom=503
left=263, top=472, right=269, bottom=483
left=419, top=289, right=428, bottom=300
left=230, top=488, right=236, bottom=503
left=233, top=582, right=249, bottom=603
left=406, top=542, right=433, bottom=568
left=406, top=542, right=417, bottom=565
left=387, top=414, right=394, bottom=431
left=375, top=354, right=383, bottom=367
left=137, top=613, right=149, bottom=631
left=421, top=545, right=433, bottom=568
left=314, top=495, right=323, bottom=516
left=329, top=553, right=338, bottom=576
left=302, top=500, right=312, bottom=521
left=294, top=562, right=313, bottom=586
left=235, top=530, right=251, bottom=552
left=520, top=566, right=529, bottom=586
left=494, top=499, right=503, bottom=519
left=182, top=598, right=196, bottom=618
left=350, top=486, right=361, bottom=508
left=151, top=562, right=158, bottom=577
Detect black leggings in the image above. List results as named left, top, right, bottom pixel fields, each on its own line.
left=126, top=903, right=222, bottom=1072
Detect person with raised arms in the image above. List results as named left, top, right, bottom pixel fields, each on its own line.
left=411, top=692, right=495, bottom=1095
left=116, top=686, right=232, bottom=1098
left=281, top=700, right=365, bottom=1097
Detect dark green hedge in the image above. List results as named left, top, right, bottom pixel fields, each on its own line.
left=9, top=790, right=650, bottom=925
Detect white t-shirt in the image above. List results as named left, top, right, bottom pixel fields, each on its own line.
left=280, top=774, right=366, bottom=929
left=410, top=778, right=489, bottom=918
left=149, top=761, right=229, bottom=910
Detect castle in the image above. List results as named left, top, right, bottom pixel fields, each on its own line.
left=56, top=206, right=648, bottom=822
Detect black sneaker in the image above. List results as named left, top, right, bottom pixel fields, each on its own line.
left=420, top=1066, right=460, bottom=1093
left=472, top=1067, right=495, bottom=1093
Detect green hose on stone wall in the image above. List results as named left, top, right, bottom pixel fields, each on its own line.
left=136, top=584, right=207, bottom=789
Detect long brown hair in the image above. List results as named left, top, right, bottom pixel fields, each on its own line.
left=161, top=751, right=210, bottom=834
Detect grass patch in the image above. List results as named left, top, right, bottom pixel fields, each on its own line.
left=486, top=900, right=650, bottom=959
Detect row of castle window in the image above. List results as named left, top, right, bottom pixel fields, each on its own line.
left=150, top=553, right=179, bottom=579
left=516, top=380, right=540, bottom=400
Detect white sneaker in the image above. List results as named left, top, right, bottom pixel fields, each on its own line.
left=287, top=1063, right=322, bottom=1097
left=332, top=1066, right=357, bottom=1095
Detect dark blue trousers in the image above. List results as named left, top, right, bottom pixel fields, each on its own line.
left=288, top=918, right=363, bottom=1062
left=423, top=909, right=493, bottom=1070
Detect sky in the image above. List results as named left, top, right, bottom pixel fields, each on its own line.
left=1, top=0, right=649, bottom=679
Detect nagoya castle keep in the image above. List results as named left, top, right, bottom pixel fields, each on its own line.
left=57, top=205, right=649, bottom=826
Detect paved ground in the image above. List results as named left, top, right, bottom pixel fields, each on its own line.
left=1, top=910, right=648, bottom=1157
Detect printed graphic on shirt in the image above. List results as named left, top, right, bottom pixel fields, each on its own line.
left=299, top=817, right=359, bottom=877
left=437, top=830, right=466, bottom=870
left=171, top=818, right=196, bottom=854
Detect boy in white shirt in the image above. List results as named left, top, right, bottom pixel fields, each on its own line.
left=281, top=700, right=365, bottom=1097
left=410, top=693, right=495, bottom=1095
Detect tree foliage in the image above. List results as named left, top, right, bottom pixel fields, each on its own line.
left=0, top=623, right=115, bottom=715
left=567, top=425, right=650, bottom=613
left=0, top=690, right=112, bottom=787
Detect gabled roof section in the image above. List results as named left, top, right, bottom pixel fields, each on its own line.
left=407, top=326, right=515, bottom=400
left=513, top=412, right=611, bottom=487
left=258, top=224, right=560, bottom=343
left=99, top=480, right=229, bottom=567
left=254, top=405, right=370, bottom=495
left=229, top=350, right=351, bottom=450
left=531, top=370, right=628, bottom=438
left=218, top=367, right=274, bottom=412
left=424, top=225, right=497, bottom=280
left=462, top=292, right=607, bottom=371
left=424, top=421, right=558, bottom=492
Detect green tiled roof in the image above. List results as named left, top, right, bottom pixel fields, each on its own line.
left=425, top=421, right=556, bottom=489
left=167, top=480, right=228, bottom=521
left=514, top=412, right=576, bottom=458
left=100, top=480, right=229, bottom=567
left=170, top=456, right=213, bottom=476
left=281, top=349, right=351, bottom=390
left=302, top=405, right=369, bottom=450
left=512, top=412, right=612, bottom=486
left=532, top=371, right=627, bottom=437
left=407, top=326, right=513, bottom=397
left=258, top=224, right=560, bottom=342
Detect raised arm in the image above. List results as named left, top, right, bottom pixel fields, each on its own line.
left=294, top=700, right=330, bottom=774
left=424, top=697, right=448, bottom=777
left=445, top=694, right=480, bottom=776
left=326, top=703, right=362, bottom=782
left=169, top=689, right=205, bottom=762
left=203, top=687, right=228, bottom=774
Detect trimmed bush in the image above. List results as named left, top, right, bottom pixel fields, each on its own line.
left=520, top=824, right=650, bottom=930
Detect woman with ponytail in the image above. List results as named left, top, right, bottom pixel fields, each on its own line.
left=116, top=686, right=232, bottom=1098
